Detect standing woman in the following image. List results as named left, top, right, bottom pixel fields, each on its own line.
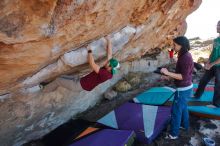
left=161, top=36, right=194, bottom=139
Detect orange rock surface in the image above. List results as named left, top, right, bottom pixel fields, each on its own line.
left=0, top=0, right=201, bottom=94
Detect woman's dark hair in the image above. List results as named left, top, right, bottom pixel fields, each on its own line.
left=173, top=36, right=190, bottom=56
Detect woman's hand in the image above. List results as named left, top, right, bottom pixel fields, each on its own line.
left=204, top=63, right=213, bottom=70
left=160, top=68, right=169, bottom=76
left=161, top=75, right=170, bottom=81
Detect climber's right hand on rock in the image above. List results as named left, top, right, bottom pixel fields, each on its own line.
left=86, top=45, right=92, bottom=51
left=105, top=35, right=111, bottom=42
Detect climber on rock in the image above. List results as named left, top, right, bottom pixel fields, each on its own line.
left=42, top=36, right=120, bottom=93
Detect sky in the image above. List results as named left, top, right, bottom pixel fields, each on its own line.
left=185, top=0, right=220, bottom=39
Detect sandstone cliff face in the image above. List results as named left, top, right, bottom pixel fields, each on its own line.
left=0, top=0, right=201, bottom=93
left=0, top=0, right=201, bottom=145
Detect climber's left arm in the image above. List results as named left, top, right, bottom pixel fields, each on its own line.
left=87, top=46, right=100, bottom=74
left=105, top=36, right=112, bottom=61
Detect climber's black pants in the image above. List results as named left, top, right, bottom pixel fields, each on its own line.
left=194, top=66, right=220, bottom=107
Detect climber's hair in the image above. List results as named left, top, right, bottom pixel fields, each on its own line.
left=173, top=36, right=190, bottom=56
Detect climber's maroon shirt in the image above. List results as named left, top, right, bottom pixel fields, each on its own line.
left=80, top=67, right=113, bottom=91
